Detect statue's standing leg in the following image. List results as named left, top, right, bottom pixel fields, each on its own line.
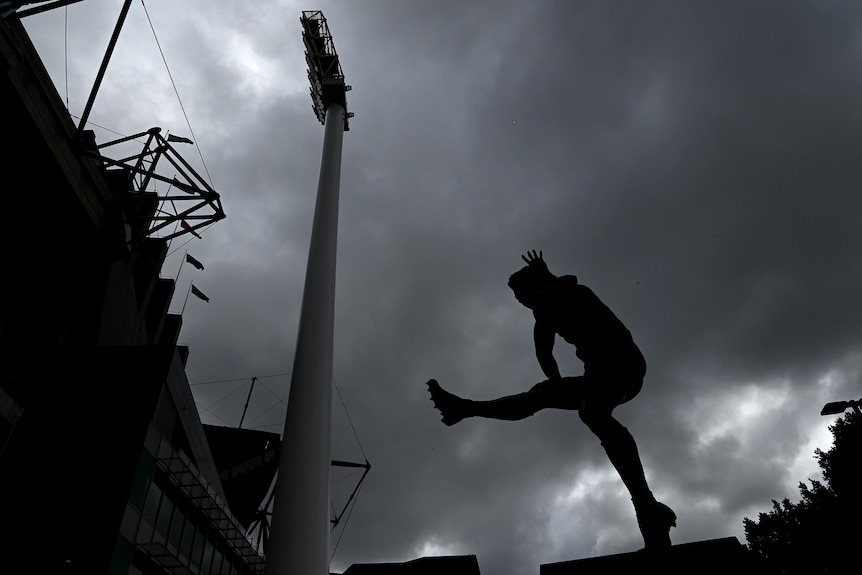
left=578, top=405, right=676, bottom=550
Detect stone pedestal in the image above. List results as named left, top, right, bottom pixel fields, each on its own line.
left=541, top=537, right=770, bottom=574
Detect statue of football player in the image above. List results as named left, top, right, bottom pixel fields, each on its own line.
left=427, top=250, right=676, bottom=550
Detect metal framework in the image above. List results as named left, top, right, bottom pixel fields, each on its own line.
left=301, top=10, right=353, bottom=130
left=247, top=458, right=371, bottom=556
left=85, top=127, right=226, bottom=242
left=7, top=1, right=224, bottom=244
left=155, top=437, right=266, bottom=573
left=6, top=0, right=131, bottom=135
left=1, top=0, right=84, bottom=19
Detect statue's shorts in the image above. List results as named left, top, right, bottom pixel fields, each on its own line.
left=527, top=342, right=646, bottom=411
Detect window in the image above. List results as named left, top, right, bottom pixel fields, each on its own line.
left=128, top=451, right=156, bottom=509
left=191, top=522, right=206, bottom=567
left=155, top=488, right=174, bottom=538
left=168, top=500, right=186, bottom=547
left=142, top=479, right=162, bottom=524
left=202, top=536, right=215, bottom=574
left=180, top=514, right=195, bottom=559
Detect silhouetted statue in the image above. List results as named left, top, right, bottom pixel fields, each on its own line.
left=428, top=250, right=676, bottom=550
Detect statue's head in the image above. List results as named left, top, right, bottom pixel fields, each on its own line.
left=508, top=250, right=556, bottom=308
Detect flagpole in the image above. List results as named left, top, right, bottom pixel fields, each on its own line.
left=181, top=282, right=193, bottom=315
left=264, top=12, right=350, bottom=575
left=176, top=250, right=187, bottom=284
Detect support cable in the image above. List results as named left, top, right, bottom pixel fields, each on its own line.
left=196, top=408, right=234, bottom=428
left=199, top=377, right=254, bottom=413
left=191, top=372, right=293, bottom=386
left=241, top=379, right=291, bottom=429
left=330, top=476, right=366, bottom=562
left=68, top=114, right=133, bottom=140
left=140, top=0, right=214, bottom=187
left=333, top=377, right=369, bottom=462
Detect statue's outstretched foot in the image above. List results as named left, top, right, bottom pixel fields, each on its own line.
left=427, top=379, right=468, bottom=426
left=636, top=501, right=676, bottom=551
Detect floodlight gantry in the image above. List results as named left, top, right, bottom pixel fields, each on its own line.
left=301, top=10, right=353, bottom=130
left=821, top=398, right=862, bottom=417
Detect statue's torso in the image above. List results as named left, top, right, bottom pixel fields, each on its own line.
left=533, top=280, right=635, bottom=364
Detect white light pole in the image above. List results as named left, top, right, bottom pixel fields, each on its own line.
left=265, top=11, right=351, bottom=575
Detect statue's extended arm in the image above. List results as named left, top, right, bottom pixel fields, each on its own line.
left=534, top=321, right=561, bottom=380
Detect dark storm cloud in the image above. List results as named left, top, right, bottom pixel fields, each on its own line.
left=321, top=2, right=862, bottom=570
left=21, top=1, right=862, bottom=574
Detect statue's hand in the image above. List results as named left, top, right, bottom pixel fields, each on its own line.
left=521, top=249, right=544, bottom=266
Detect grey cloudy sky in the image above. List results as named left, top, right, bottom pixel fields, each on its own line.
left=23, top=1, right=862, bottom=573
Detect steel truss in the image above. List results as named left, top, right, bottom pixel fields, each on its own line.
left=85, top=127, right=226, bottom=243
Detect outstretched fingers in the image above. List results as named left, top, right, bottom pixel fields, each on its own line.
left=521, top=249, right=544, bottom=266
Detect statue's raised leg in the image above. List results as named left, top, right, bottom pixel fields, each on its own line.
left=427, top=378, right=579, bottom=426
left=427, top=379, right=471, bottom=425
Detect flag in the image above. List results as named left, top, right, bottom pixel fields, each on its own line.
left=190, top=284, right=209, bottom=303
left=172, top=177, right=197, bottom=194
left=185, top=253, right=205, bottom=271
left=167, top=134, right=194, bottom=144
left=181, top=220, right=202, bottom=239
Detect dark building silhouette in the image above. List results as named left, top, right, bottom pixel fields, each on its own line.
left=0, top=13, right=271, bottom=574
left=343, top=555, right=481, bottom=575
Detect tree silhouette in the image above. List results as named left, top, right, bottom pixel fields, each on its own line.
left=744, top=410, right=861, bottom=574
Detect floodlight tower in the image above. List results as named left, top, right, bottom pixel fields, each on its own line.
left=821, top=398, right=862, bottom=417
left=264, top=11, right=352, bottom=575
